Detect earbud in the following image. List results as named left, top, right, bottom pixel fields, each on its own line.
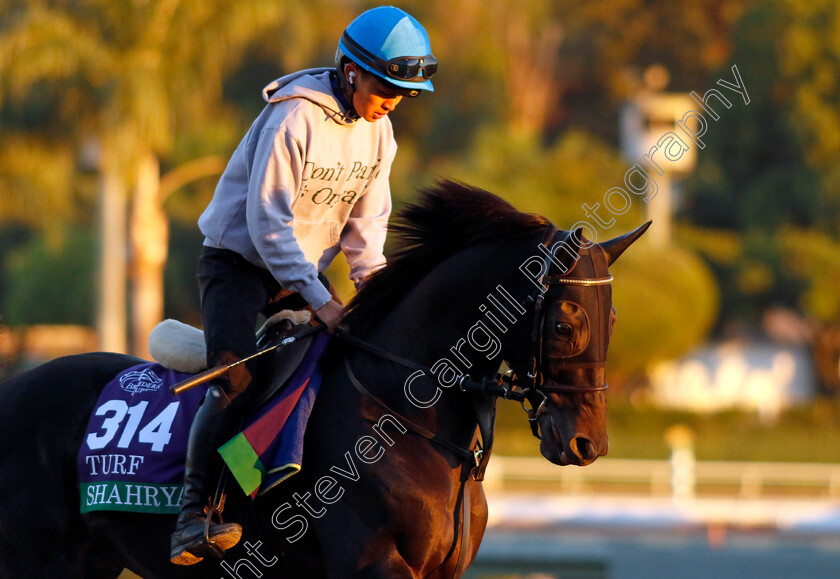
left=348, top=71, right=356, bottom=85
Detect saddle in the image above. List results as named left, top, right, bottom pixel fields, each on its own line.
left=148, top=310, right=318, bottom=409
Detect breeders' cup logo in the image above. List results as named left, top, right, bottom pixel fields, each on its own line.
left=119, top=368, right=164, bottom=395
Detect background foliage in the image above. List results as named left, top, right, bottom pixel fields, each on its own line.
left=1, top=0, right=838, bottom=397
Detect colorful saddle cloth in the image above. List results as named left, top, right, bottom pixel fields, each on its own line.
left=78, top=332, right=329, bottom=514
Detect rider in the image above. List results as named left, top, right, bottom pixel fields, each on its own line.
left=169, top=6, right=438, bottom=566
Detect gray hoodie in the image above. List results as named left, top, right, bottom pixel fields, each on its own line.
left=199, top=68, right=396, bottom=310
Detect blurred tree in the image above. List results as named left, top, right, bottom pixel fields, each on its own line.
left=4, top=228, right=97, bottom=325
left=387, top=0, right=752, bottom=200
left=778, top=229, right=840, bottom=324
left=554, top=0, right=749, bottom=138
left=0, top=137, right=78, bottom=234
left=5, top=0, right=834, bottom=389
left=777, top=228, right=840, bottom=393
left=439, top=126, right=641, bottom=231
left=608, top=242, right=720, bottom=378
left=430, top=0, right=564, bottom=138
left=679, top=2, right=839, bottom=306
left=682, top=2, right=823, bottom=231
left=775, top=0, right=840, bottom=234
left=0, top=0, right=288, bottom=356
left=674, top=0, right=840, bottom=392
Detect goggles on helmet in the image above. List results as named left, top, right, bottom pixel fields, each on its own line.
left=341, top=32, right=437, bottom=83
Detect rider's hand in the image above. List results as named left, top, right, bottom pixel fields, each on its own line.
left=314, top=299, right=345, bottom=333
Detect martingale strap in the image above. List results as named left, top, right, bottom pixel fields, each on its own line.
left=339, top=348, right=491, bottom=579
left=452, top=479, right=472, bottom=577
left=335, top=328, right=506, bottom=481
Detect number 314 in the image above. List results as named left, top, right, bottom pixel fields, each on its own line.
left=86, top=401, right=180, bottom=452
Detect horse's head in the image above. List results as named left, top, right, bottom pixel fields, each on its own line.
left=506, top=222, right=650, bottom=467
left=343, top=182, right=649, bottom=469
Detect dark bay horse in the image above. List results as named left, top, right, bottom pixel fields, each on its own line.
left=0, top=181, right=648, bottom=578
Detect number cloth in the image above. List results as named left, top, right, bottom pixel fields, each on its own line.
left=77, top=333, right=329, bottom=514
left=78, top=363, right=208, bottom=514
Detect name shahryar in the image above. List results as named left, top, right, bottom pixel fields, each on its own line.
left=82, top=481, right=183, bottom=511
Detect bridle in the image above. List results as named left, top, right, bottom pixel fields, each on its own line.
left=498, top=226, right=612, bottom=435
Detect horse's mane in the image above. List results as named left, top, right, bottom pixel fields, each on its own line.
left=342, top=180, right=549, bottom=334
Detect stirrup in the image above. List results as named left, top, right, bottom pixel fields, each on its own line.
left=170, top=511, right=222, bottom=567
left=204, top=499, right=241, bottom=550
left=203, top=498, right=241, bottom=553
left=170, top=501, right=241, bottom=566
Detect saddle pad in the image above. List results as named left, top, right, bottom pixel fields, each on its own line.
left=77, top=333, right=330, bottom=514
left=78, top=363, right=209, bottom=514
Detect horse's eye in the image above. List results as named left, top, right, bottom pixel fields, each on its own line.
left=555, top=322, right=573, bottom=336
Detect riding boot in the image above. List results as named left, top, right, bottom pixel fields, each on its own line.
left=170, top=385, right=243, bottom=565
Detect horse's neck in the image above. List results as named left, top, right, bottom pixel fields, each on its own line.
left=392, top=239, right=534, bottom=356
left=355, top=238, right=536, bottom=445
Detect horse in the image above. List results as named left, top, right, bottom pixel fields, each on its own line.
left=0, top=180, right=648, bottom=578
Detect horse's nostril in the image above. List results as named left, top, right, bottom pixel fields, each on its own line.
left=570, top=436, right=596, bottom=462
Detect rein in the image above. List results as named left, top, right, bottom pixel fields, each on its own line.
left=335, top=328, right=506, bottom=399
left=340, top=356, right=479, bottom=467
left=335, top=327, right=502, bottom=481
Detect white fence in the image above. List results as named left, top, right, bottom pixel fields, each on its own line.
left=484, top=456, right=840, bottom=499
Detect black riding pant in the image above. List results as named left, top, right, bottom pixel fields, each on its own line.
left=197, top=246, right=326, bottom=399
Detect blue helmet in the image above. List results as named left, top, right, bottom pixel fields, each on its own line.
left=336, top=6, right=436, bottom=92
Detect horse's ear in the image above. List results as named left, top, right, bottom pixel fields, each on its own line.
left=600, top=220, right=652, bottom=266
